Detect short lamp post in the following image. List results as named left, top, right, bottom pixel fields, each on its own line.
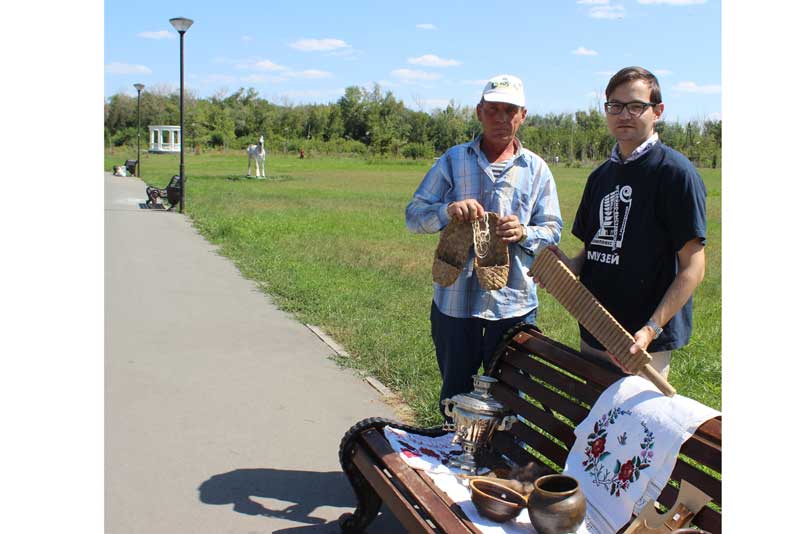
left=169, top=16, right=193, bottom=213
left=133, top=83, right=144, bottom=177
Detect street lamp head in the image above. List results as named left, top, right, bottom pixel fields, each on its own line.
left=133, top=83, right=145, bottom=92
left=170, top=17, right=193, bottom=32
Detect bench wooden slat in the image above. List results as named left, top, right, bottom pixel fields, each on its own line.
left=416, top=471, right=484, bottom=534
left=351, top=443, right=436, bottom=534
left=492, top=382, right=577, bottom=445
left=669, top=459, right=722, bottom=505
left=491, top=382, right=578, bottom=452
left=511, top=331, right=622, bottom=390
left=502, top=347, right=601, bottom=404
left=683, top=418, right=722, bottom=470
left=693, top=505, right=721, bottom=533
left=506, top=417, right=570, bottom=467
left=695, top=417, right=722, bottom=443
left=496, top=362, right=590, bottom=425
left=654, top=482, right=722, bottom=533
left=361, top=429, right=473, bottom=534
left=679, top=436, right=721, bottom=473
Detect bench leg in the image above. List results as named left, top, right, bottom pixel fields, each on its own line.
left=339, top=445, right=382, bottom=533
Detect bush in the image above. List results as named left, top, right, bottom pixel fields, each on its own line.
left=402, top=142, right=435, bottom=159
left=111, top=127, right=137, bottom=147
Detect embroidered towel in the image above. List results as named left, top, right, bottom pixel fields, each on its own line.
left=383, top=425, right=463, bottom=472
left=564, top=376, right=720, bottom=534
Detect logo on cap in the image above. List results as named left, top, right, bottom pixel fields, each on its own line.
left=482, top=74, right=525, bottom=107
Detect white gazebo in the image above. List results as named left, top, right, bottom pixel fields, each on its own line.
left=148, top=125, right=182, bottom=153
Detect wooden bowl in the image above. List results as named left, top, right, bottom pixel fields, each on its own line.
left=469, top=478, right=527, bottom=523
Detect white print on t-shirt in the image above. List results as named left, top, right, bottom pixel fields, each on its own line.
left=590, top=185, right=632, bottom=257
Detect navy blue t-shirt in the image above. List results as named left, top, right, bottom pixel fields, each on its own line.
left=571, top=142, right=707, bottom=353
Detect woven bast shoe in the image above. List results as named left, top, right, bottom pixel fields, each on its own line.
left=474, top=212, right=510, bottom=291
left=432, top=218, right=474, bottom=287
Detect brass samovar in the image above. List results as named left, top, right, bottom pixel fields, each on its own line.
left=441, top=375, right=517, bottom=474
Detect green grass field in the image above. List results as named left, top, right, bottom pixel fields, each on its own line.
left=106, top=150, right=721, bottom=425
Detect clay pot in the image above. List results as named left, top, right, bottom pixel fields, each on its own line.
left=527, top=474, right=586, bottom=534
left=469, top=479, right=527, bottom=523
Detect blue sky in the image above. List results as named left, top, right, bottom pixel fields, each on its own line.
left=105, top=0, right=720, bottom=122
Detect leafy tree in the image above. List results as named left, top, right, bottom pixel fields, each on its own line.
left=104, top=84, right=722, bottom=165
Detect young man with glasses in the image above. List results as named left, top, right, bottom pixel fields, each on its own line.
left=552, top=66, right=706, bottom=379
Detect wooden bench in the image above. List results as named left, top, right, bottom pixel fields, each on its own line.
left=124, top=159, right=138, bottom=176
left=338, top=324, right=721, bottom=533
left=145, top=175, right=182, bottom=210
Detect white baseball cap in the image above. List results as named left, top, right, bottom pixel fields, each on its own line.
left=481, top=74, right=525, bottom=107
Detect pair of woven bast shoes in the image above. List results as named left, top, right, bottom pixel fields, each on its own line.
left=432, top=212, right=510, bottom=291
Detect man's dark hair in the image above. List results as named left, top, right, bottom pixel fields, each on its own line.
left=605, top=66, right=662, bottom=104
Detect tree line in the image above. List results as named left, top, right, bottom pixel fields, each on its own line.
left=104, top=84, right=721, bottom=167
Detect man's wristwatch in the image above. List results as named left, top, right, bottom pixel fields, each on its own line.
left=519, top=225, right=528, bottom=243
left=645, top=319, right=663, bottom=339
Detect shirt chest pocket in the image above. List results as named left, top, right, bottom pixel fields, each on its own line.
left=494, top=180, right=532, bottom=218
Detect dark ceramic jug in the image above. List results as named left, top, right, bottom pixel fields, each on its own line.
left=527, top=474, right=586, bottom=534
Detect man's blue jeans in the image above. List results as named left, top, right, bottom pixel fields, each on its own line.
left=430, top=301, right=537, bottom=416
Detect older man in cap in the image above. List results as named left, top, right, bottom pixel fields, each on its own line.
left=406, top=74, right=563, bottom=413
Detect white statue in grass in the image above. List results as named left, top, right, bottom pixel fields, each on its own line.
left=246, top=135, right=267, bottom=178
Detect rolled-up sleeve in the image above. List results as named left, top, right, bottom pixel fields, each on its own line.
left=405, top=157, right=453, bottom=234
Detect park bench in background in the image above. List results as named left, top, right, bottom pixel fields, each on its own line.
left=145, top=175, right=182, bottom=211
left=338, top=324, right=721, bottom=533
left=125, top=159, right=138, bottom=176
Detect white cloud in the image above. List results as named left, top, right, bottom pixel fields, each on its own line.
left=653, top=69, right=673, bottom=76
left=590, top=5, right=626, bottom=18
left=236, top=59, right=287, bottom=71
left=462, top=79, right=488, bottom=86
left=254, top=60, right=287, bottom=71
left=408, top=54, right=461, bottom=67
left=287, top=69, right=333, bottom=79
left=137, top=30, right=174, bottom=40
left=390, top=69, right=443, bottom=82
left=105, top=62, right=152, bottom=75
left=573, top=46, right=599, bottom=56
left=673, top=81, right=721, bottom=94
left=420, top=98, right=453, bottom=110
left=271, top=88, right=346, bottom=103
left=706, top=111, right=721, bottom=121
left=240, top=74, right=276, bottom=84
left=416, top=23, right=437, bottom=30
left=239, top=70, right=333, bottom=83
left=205, top=74, right=237, bottom=84
left=638, top=0, right=706, bottom=5
left=290, top=38, right=350, bottom=52
left=241, top=35, right=253, bottom=42
left=577, top=0, right=609, bottom=4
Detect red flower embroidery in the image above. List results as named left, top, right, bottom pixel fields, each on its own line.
left=419, top=447, right=440, bottom=459
left=591, top=437, right=606, bottom=457
left=618, top=460, right=635, bottom=482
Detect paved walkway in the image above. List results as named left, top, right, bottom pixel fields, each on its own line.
left=105, top=172, right=403, bottom=533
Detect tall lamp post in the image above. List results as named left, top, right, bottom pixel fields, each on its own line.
left=133, top=83, right=144, bottom=177
left=169, top=16, right=193, bottom=213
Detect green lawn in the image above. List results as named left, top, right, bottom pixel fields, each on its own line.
left=106, top=150, right=721, bottom=425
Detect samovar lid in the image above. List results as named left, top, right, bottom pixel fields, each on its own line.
left=448, top=375, right=507, bottom=415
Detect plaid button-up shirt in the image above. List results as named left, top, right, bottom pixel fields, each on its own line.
left=610, top=133, right=660, bottom=164
left=406, top=136, right=562, bottom=320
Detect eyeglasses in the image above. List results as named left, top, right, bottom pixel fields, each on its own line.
left=604, top=101, right=656, bottom=117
